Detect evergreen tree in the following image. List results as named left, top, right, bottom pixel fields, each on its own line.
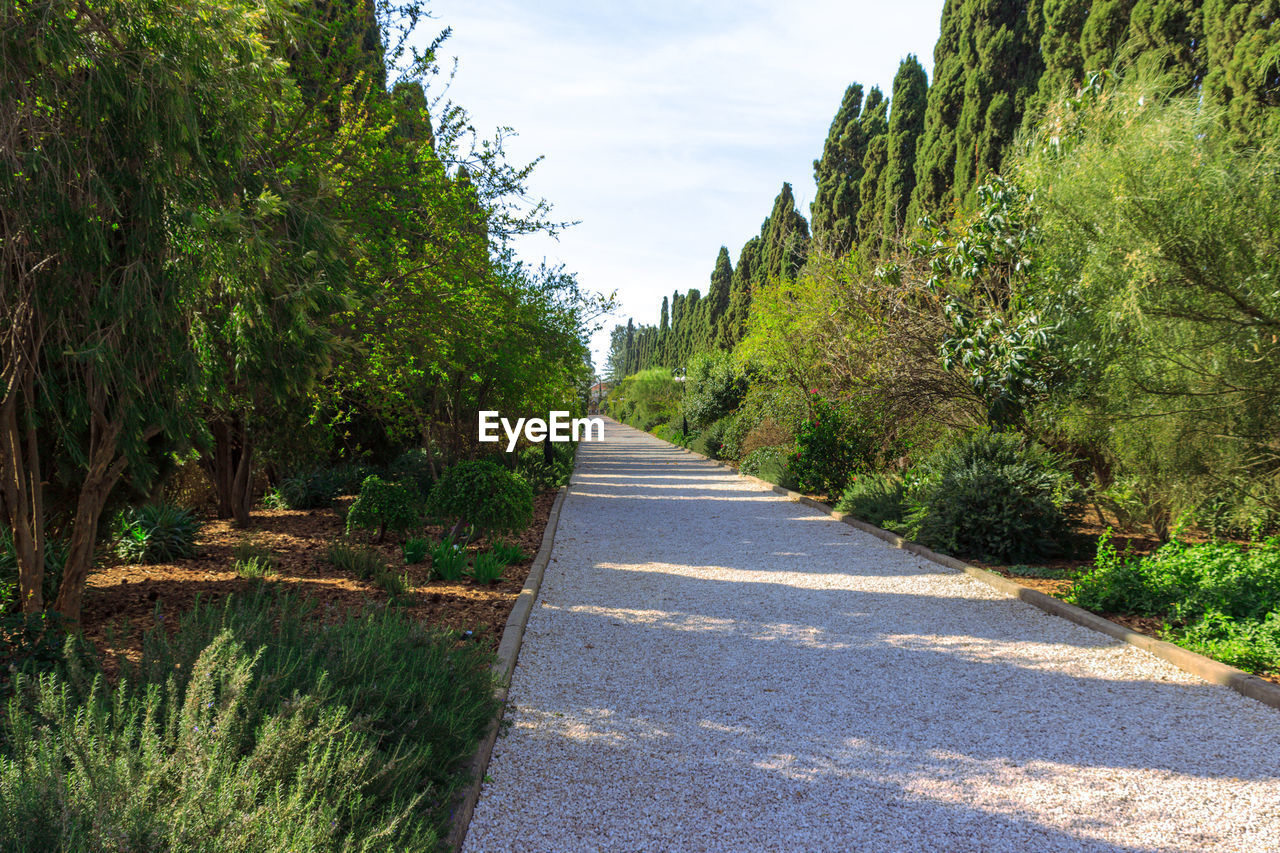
left=879, top=55, right=929, bottom=247
left=856, top=134, right=890, bottom=253
left=952, top=0, right=1045, bottom=202
left=1032, top=0, right=1094, bottom=115
left=719, top=237, right=761, bottom=350
left=680, top=289, right=702, bottom=365
left=1204, top=0, right=1280, bottom=140
left=1128, top=0, right=1205, bottom=90
left=624, top=318, right=636, bottom=375
left=760, top=183, right=811, bottom=283
left=811, top=84, right=887, bottom=253
left=910, top=0, right=967, bottom=221
left=658, top=296, right=670, bottom=365
left=704, top=247, right=733, bottom=350
left=1081, top=0, right=1137, bottom=73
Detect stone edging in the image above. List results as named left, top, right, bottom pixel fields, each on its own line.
left=642, top=422, right=1280, bottom=713
left=446, top=483, right=570, bottom=851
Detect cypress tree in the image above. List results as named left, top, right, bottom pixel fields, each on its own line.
left=1031, top=0, right=1094, bottom=116
left=720, top=237, right=761, bottom=350
left=1204, top=0, right=1280, bottom=140
left=704, top=247, right=733, bottom=350
left=879, top=55, right=929, bottom=247
left=851, top=90, right=890, bottom=253
left=1128, top=0, right=1205, bottom=90
left=952, top=0, right=1045, bottom=203
left=760, top=183, right=810, bottom=283
left=624, top=318, right=636, bottom=375
left=680, top=289, right=702, bottom=365
left=658, top=296, right=670, bottom=365
left=910, top=0, right=967, bottom=221
left=811, top=85, right=887, bottom=253
left=1081, top=0, right=1137, bottom=73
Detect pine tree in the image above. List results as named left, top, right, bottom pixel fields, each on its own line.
left=1204, top=0, right=1280, bottom=140
left=703, top=247, right=733, bottom=350
left=952, top=0, right=1045, bottom=202
left=910, top=0, right=967, bottom=221
left=720, top=237, right=761, bottom=350
left=760, top=183, right=810, bottom=283
left=879, top=55, right=929, bottom=247
left=1081, top=0, right=1136, bottom=73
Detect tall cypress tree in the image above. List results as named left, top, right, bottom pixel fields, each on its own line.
left=811, top=84, right=866, bottom=253
left=720, top=237, right=761, bottom=351
left=624, top=318, right=636, bottom=375
left=658, top=296, right=670, bottom=365
left=856, top=133, right=890, bottom=253
left=679, top=289, right=702, bottom=365
left=1081, top=0, right=1137, bottom=73
left=879, top=55, right=929, bottom=247
left=1204, top=0, right=1280, bottom=140
left=760, top=183, right=810, bottom=283
left=910, top=0, right=967, bottom=221
left=1127, top=0, right=1205, bottom=90
left=952, top=0, right=1045, bottom=202
left=1032, top=0, right=1094, bottom=116
left=703, top=247, right=733, bottom=351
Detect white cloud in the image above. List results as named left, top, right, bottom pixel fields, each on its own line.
left=417, top=1, right=945, bottom=367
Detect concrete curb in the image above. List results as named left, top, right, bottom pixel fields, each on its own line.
left=643, top=423, right=1280, bottom=713
left=447, top=484, right=569, bottom=852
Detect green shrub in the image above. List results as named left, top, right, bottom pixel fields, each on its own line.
left=682, top=350, right=746, bottom=430
left=387, top=448, right=437, bottom=501
left=515, top=443, right=575, bottom=492
left=1069, top=536, right=1280, bottom=675
left=738, top=446, right=798, bottom=490
left=791, top=394, right=883, bottom=496
left=430, top=460, right=532, bottom=537
left=346, top=475, right=419, bottom=541
left=373, top=566, right=410, bottom=598
left=327, top=542, right=384, bottom=580
left=0, top=591, right=497, bottom=849
left=491, top=541, right=528, bottom=566
left=403, top=536, right=430, bottom=564
left=428, top=537, right=468, bottom=582
left=690, top=415, right=732, bottom=460
left=905, top=432, right=1078, bottom=563
left=606, top=368, right=681, bottom=430
left=232, top=541, right=277, bottom=580
left=0, top=527, right=68, bottom=614
left=115, top=502, right=201, bottom=564
left=470, top=550, right=505, bottom=585
left=836, top=474, right=909, bottom=530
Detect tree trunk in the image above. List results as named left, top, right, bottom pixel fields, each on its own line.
left=0, top=376, right=46, bottom=613
left=202, top=413, right=253, bottom=527
left=53, top=422, right=128, bottom=623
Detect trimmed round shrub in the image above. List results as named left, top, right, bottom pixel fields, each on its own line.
left=430, top=460, right=533, bottom=536
left=346, top=476, right=420, bottom=541
left=906, top=432, right=1078, bottom=563
left=115, top=502, right=200, bottom=564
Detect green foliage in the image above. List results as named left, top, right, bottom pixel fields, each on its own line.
left=428, top=538, right=469, bottom=582
left=327, top=543, right=385, bottom=581
left=1203, top=0, right=1280, bottom=141
left=1070, top=536, right=1280, bottom=674
left=386, top=449, right=438, bottom=501
left=0, top=530, right=66, bottom=615
left=836, top=474, right=910, bottom=530
left=231, top=542, right=277, bottom=581
left=682, top=351, right=747, bottom=430
left=264, top=469, right=343, bottom=510
left=430, top=461, right=533, bottom=537
left=607, top=368, right=682, bottom=431
left=791, top=394, right=882, bottom=496
left=906, top=432, right=1078, bottom=563
left=0, top=592, right=497, bottom=848
left=470, top=551, right=506, bottom=585
left=403, top=537, right=430, bottom=565
left=738, top=447, right=799, bottom=491
left=491, top=541, right=528, bottom=566
left=346, top=476, right=420, bottom=540
left=0, top=611, right=84, bottom=699
left=690, top=416, right=733, bottom=461
left=877, top=56, right=929, bottom=247
left=811, top=84, right=885, bottom=253
left=515, top=443, right=575, bottom=492
left=115, top=503, right=201, bottom=565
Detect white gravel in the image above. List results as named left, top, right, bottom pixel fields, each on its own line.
left=464, top=421, right=1280, bottom=852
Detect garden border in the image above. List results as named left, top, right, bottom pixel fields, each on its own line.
left=634, top=419, right=1280, bottom=713
left=447, top=482, right=570, bottom=851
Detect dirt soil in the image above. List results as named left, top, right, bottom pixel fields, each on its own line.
left=80, top=490, right=559, bottom=676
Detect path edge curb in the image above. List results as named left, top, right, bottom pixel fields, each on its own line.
left=447, top=483, right=570, bottom=851
left=639, top=422, right=1280, bottom=712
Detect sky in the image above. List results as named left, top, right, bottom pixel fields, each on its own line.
left=419, top=1, right=947, bottom=370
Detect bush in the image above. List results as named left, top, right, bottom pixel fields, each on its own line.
left=231, top=541, right=277, bottom=580
left=327, top=542, right=384, bottom=580
left=403, top=536, right=430, bottom=564
left=491, top=541, right=527, bottom=565
left=115, top=502, right=200, bottom=564
left=606, top=368, right=681, bottom=431
left=690, top=415, right=732, bottom=460
left=682, top=350, right=746, bottom=430
left=470, top=550, right=505, bottom=585
left=0, top=592, right=497, bottom=849
left=738, top=446, right=798, bottom=490
left=0, top=527, right=68, bottom=614
left=1069, top=536, right=1280, bottom=675
left=791, top=394, right=881, bottom=496
left=514, top=443, right=575, bottom=492
left=346, top=475, right=419, bottom=541
left=428, top=537, right=468, bottom=582
left=386, top=448, right=437, bottom=500
left=905, top=432, right=1078, bottom=563
left=836, top=474, right=909, bottom=530
left=430, top=460, right=533, bottom=537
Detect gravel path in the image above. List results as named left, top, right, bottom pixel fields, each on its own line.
left=464, top=420, right=1280, bottom=852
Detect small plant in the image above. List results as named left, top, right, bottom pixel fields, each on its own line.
left=328, top=542, right=385, bottom=580
left=403, top=537, right=430, bottom=564
left=491, top=541, right=527, bottom=566
left=346, top=475, right=420, bottom=542
left=430, top=460, right=533, bottom=539
left=115, top=502, right=200, bottom=564
left=739, top=446, right=799, bottom=490
left=232, top=541, right=277, bottom=580
left=836, top=474, right=909, bottom=530
left=373, top=566, right=411, bottom=598
left=429, top=537, right=468, bottom=582
left=470, top=550, right=505, bottom=585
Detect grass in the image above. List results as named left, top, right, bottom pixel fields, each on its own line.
left=490, top=540, right=527, bottom=566
left=429, top=537, right=468, bottom=582
left=232, top=541, right=277, bottom=580
left=327, top=541, right=384, bottom=580
left=469, top=550, right=505, bottom=585
left=0, top=590, right=497, bottom=851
